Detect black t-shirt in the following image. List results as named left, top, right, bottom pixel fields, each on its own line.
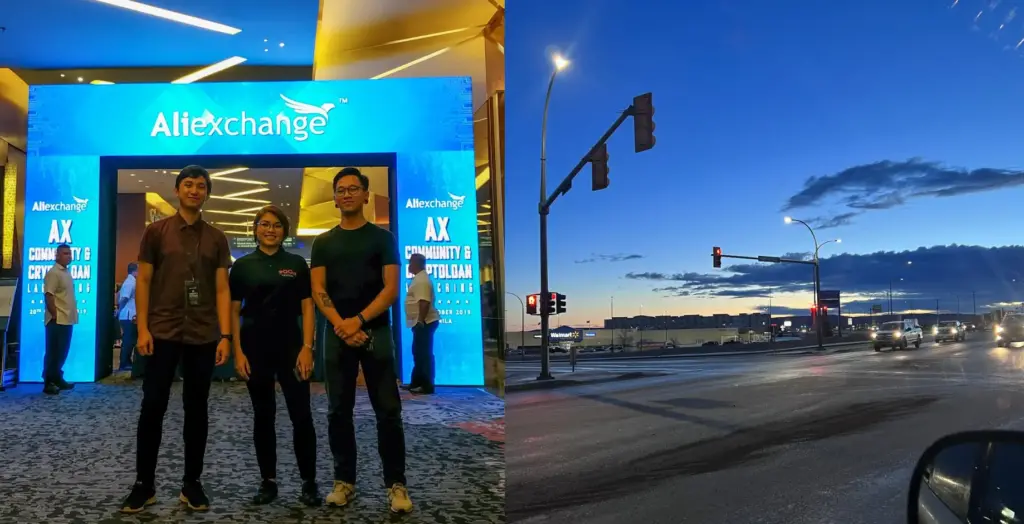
left=310, top=223, right=399, bottom=330
left=229, top=248, right=311, bottom=340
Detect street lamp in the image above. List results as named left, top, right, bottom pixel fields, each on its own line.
left=784, top=216, right=831, bottom=350
left=538, top=52, right=570, bottom=381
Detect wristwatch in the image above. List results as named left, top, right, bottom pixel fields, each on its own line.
left=221, top=334, right=233, bottom=342
left=357, top=313, right=367, bottom=326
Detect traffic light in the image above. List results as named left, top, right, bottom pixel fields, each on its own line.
left=713, top=246, right=722, bottom=268
left=633, top=92, right=656, bottom=153
left=547, top=292, right=558, bottom=315
left=526, top=294, right=539, bottom=315
left=556, top=293, right=567, bottom=314
left=591, top=143, right=610, bottom=191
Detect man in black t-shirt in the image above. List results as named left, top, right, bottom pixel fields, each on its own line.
left=309, top=167, right=412, bottom=514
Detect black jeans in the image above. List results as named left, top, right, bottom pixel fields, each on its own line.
left=43, top=322, right=73, bottom=384
left=120, top=320, right=137, bottom=369
left=323, top=324, right=406, bottom=487
left=242, top=331, right=317, bottom=482
left=410, top=321, right=439, bottom=390
left=135, top=339, right=217, bottom=486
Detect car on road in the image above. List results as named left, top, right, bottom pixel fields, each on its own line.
left=872, top=319, right=924, bottom=351
left=933, top=320, right=966, bottom=343
left=996, top=315, right=1024, bottom=347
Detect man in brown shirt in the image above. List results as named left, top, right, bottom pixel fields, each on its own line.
left=120, top=165, right=233, bottom=515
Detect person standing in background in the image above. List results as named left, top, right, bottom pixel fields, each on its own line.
left=404, top=253, right=440, bottom=395
left=42, top=243, right=77, bottom=395
left=230, top=205, right=320, bottom=507
left=117, top=262, right=139, bottom=371
left=309, top=167, right=412, bottom=514
left=120, top=165, right=232, bottom=514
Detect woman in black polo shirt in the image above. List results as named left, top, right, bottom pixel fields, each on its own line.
left=229, top=205, right=320, bottom=507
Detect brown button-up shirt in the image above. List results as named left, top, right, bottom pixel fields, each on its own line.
left=138, top=213, right=231, bottom=345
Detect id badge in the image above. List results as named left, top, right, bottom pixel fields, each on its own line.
left=185, top=279, right=201, bottom=307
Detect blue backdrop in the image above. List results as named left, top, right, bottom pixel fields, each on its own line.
left=21, top=77, right=484, bottom=386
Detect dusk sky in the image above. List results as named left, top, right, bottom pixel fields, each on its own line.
left=504, top=0, right=1024, bottom=330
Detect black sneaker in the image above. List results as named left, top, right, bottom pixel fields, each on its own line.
left=42, top=383, right=60, bottom=395
left=120, top=481, right=156, bottom=514
left=179, top=480, right=210, bottom=511
left=298, top=480, right=322, bottom=507
left=410, top=387, right=434, bottom=395
left=251, top=479, right=278, bottom=505
left=55, top=379, right=74, bottom=391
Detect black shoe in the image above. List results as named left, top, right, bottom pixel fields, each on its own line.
left=42, top=383, right=60, bottom=395
left=55, top=379, right=74, bottom=391
left=179, top=480, right=210, bottom=511
left=410, top=387, right=434, bottom=395
left=251, top=479, right=278, bottom=505
left=298, top=480, right=322, bottom=507
left=120, top=481, right=157, bottom=514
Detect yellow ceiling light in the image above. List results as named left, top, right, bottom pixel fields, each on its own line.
left=209, top=176, right=266, bottom=185
left=172, top=56, right=247, bottom=84
left=203, top=209, right=254, bottom=216
left=372, top=48, right=452, bottom=80
left=220, top=230, right=251, bottom=236
left=90, top=80, right=115, bottom=85
left=221, top=188, right=270, bottom=199
left=213, top=221, right=250, bottom=228
left=208, top=194, right=270, bottom=204
left=91, top=0, right=242, bottom=35
left=367, top=26, right=484, bottom=49
left=296, top=228, right=330, bottom=237
left=210, top=167, right=249, bottom=177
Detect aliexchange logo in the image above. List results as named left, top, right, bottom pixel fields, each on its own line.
left=150, top=94, right=347, bottom=143
left=31, top=196, right=88, bottom=213
left=405, top=193, right=466, bottom=211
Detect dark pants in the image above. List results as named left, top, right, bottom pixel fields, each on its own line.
left=323, top=324, right=406, bottom=487
left=135, top=339, right=217, bottom=486
left=120, top=320, right=137, bottom=370
left=410, top=321, right=439, bottom=390
left=43, top=322, right=73, bottom=384
left=242, top=332, right=317, bottom=482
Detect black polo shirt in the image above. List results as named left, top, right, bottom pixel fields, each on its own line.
left=229, top=247, right=311, bottom=343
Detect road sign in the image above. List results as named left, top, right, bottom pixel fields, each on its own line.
left=819, top=290, right=841, bottom=308
left=871, top=304, right=883, bottom=314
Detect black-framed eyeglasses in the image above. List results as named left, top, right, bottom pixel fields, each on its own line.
left=257, top=221, right=284, bottom=230
left=335, top=186, right=364, bottom=196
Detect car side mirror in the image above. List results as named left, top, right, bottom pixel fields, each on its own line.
left=908, top=430, right=1024, bottom=523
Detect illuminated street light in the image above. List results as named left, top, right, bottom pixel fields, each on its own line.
left=553, top=54, right=570, bottom=71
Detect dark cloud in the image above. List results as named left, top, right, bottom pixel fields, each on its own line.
left=575, top=253, right=644, bottom=264
left=632, top=245, right=1024, bottom=312
left=782, top=159, right=1024, bottom=217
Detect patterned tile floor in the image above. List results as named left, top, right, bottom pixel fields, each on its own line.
left=0, top=376, right=505, bottom=524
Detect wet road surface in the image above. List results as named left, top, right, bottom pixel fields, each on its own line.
left=507, top=337, right=1024, bottom=523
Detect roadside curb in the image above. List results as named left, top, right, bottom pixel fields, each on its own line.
left=513, top=341, right=868, bottom=363
left=506, top=371, right=667, bottom=393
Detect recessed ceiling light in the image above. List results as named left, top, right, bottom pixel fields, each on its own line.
left=264, top=48, right=268, bottom=52
left=92, top=0, right=242, bottom=35
left=279, top=42, right=285, bottom=48
left=60, top=73, right=65, bottom=78
left=130, top=173, right=136, bottom=176
left=77, top=77, right=84, bottom=82
left=263, top=38, right=268, bottom=43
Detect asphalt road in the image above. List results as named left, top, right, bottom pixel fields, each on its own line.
left=506, top=336, right=1024, bottom=523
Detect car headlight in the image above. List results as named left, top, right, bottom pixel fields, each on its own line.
left=894, top=331, right=901, bottom=338
left=871, top=333, right=877, bottom=339
left=997, top=326, right=1004, bottom=333
left=933, top=327, right=938, bottom=335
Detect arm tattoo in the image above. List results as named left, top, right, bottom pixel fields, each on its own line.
left=319, top=292, right=334, bottom=308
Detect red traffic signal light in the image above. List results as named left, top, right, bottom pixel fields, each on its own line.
left=526, top=294, right=539, bottom=315
left=712, top=246, right=722, bottom=268
left=591, top=143, right=610, bottom=191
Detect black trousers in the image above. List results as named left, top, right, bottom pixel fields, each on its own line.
left=120, top=320, right=137, bottom=370
left=242, top=332, right=317, bottom=482
left=43, top=322, right=73, bottom=384
left=323, top=324, right=406, bottom=487
left=410, top=321, right=439, bottom=390
left=135, top=339, right=217, bottom=486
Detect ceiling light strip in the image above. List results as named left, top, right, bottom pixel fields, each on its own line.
left=91, top=0, right=242, bottom=35
left=208, top=195, right=271, bottom=204
left=364, top=26, right=485, bottom=50
left=172, top=56, right=247, bottom=84
left=220, top=188, right=270, bottom=199
left=209, top=167, right=249, bottom=177
left=90, top=80, right=115, bottom=85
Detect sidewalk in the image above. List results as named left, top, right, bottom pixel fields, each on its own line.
left=0, top=379, right=504, bottom=523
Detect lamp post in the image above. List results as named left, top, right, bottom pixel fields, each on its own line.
left=784, top=217, right=840, bottom=350
left=537, top=53, right=570, bottom=381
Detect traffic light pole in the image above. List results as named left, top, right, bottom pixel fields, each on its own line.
left=538, top=105, right=636, bottom=381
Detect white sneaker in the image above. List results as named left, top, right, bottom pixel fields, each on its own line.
left=325, top=481, right=356, bottom=507
left=388, top=483, right=413, bottom=513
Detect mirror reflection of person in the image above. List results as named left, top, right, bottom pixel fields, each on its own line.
left=120, top=166, right=232, bottom=514
left=117, top=262, right=138, bottom=372
left=229, top=205, right=320, bottom=507
left=42, top=243, right=77, bottom=395
left=310, top=167, right=413, bottom=514
left=404, top=253, right=439, bottom=394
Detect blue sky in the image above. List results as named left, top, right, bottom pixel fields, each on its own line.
left=504, top=0, right=1024, bottom=329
